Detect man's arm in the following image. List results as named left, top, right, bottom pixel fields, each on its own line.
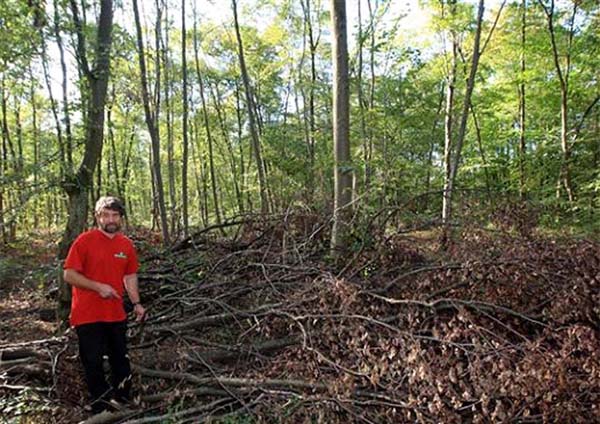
left=64, top=269, right=120, bottom=299
left=124, top=274, right=145, bottom=321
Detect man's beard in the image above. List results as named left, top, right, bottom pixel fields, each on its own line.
left=100, top=223, right=120, bottom=233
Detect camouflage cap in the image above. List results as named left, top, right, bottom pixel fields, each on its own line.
left=94, top=196, right=125, bottom=216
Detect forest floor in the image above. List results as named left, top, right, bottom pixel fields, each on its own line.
left=1, top=210, right=599, bottom=423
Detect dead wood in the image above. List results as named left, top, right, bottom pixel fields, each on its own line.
left=2, top=213, right=600, bottom=422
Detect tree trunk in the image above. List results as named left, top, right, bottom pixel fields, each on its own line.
left=181, top=0, right=189, bottom=236
left=357, top=0, right=366, bottom=195
left=210, top=81, right=243, bottom=215
left=106, top=89, right=122, bottom=196
left=300, top=0, right=319, bottom=201
left=443, top=0, right=485, bottom=225
left=330, top=0, right=352, bottom=256
left=191, top=119, right=205, bottom=227
left=470, top=105, right=492, bottom=203
left=518, top=0, right=527, bottom=201
left=539, top=0, right=575, bottom=202
left=57, top=0, right=115, bottom=322
left=160, top=0, right=177, bottom=233
left=39, top=35, right=66, bottom=179
left=0, top=79, right=7, bottom=245
left=365, top=0, right=376, bottom=191
left=232, top=0, right=269, bottom=214
left=54, top=0, right=74, bottom=171
left=133, top=0, right=170, bottom=244
left=192, top=4, right=223, bottom=228
left=425, top=83, right=445, bottom=203
left=29, top=66, right=40, bottom=228
left=441, top=33, right=457, bottom=224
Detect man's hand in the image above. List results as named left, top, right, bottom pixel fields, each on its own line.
left=96, top=283, right=120, bottom=299
left=133, top=303, right=146, bottom=322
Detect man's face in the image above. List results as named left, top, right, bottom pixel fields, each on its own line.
left=96, top=208, right=122, bottom=234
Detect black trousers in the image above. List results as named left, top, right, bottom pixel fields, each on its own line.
left=75, top=321, right=132, bottom=411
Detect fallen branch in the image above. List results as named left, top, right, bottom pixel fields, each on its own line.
left=133, top=364, right=328, bottom=391
left=368, top=293, right=548, bottom=327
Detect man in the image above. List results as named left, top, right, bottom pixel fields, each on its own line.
left=64, top=196, right=145, bottom=414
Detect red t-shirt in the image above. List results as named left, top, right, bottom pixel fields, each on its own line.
left=64, top=229, right=139, bottom=326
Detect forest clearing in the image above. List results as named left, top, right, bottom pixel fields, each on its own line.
left=1, top=0, right=600, bottom=422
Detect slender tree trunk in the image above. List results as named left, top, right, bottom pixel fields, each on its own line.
left=592, top=112, right=599, bottom=215
left=357, top=0, right=367, bottom=195
left=54, top=0, right=73, bottom=170
left=57, top=0, right=115, bottom=321
left=300, top=0, right=318, bottom=200
left=0, top=83, right=18, bottom=240
left=1, top=80, right=16, bottom=175
left=106, top=90, right=122, bottom=196
left=232, top=0, right=268, bottom=213
left=39, top=37, right=66, bottom=178
left=210, top=81, right=243, bottom=214
left=191, top=119, right=205, bottom=227
left=441, top=34, right=457, bottom=224
left=470, top=105, right=492, bottom=203
left=13, top=99, right=25, bottom=234
left=366, top=0, right=376, bottom=190
left=133, top=0, right=170, bottom=244
left=149, top=148, right=158, bottom=231
left=193, top=118, right=209, bottom=226
left=14, top=99, right=23, bottom=176
left=425, top=83, right=445, bottom=197
left=120, top=128, right=135, bottom=206
left=518, top=0, right=527, bottom=201
left=538, top=0, right=575, bottom=202
left=181, top=0, right=189, bottom=236
left=235, top=82, right=248, bottom=212
left=443, top=0, right=485, bottom=224
left=29, top=66, right=40, bottom=228
left=330, top=0, right=352, bottom=256
left=192, top=4, right=222, bottom=227
left=0, top=78, right=7, bottom=245
left=160, top=0, right=177, bottom=232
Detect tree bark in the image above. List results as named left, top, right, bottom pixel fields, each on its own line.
left=29, top=66, right=39, bottom=228
left=426, top=83, right=445, bottom=198
left=538, top=0, right=576, bottom=202
left=54, top=0, right=74, bottom=171
left=210, top=81, right=243, bottom=215
left=0, top=77, right=7, bottom=245
left=181, top=0, right=190, bottom=236
left=232, top=0, right=269, bottom=214
left=39, top=35, right=66, bottom=179
left=357, top=0, right=367, bottom=195
left=442, top=0, right=485, bottom=225
left=518, top=0, right=527, bottom=201
left=441, top=23, right=457, bottom=224
left=330, top=0, right=352, bottom=256
left=470, top=104, right=492, bottom=203
left=160, top=0, right=178, bottom=233
left=300, top=0, right=319, bottom=201
left=192, top=4, right=223, bottom=228
left=133, top=0, right=170, bottom=244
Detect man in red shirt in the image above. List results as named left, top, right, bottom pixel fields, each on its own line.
left=64, top=196, right=145, bottom=413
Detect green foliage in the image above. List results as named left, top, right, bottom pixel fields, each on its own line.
left=1, top=0, right=599, bottom=239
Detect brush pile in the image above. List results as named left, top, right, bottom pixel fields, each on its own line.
left=1, top=209, right=599, bottom=423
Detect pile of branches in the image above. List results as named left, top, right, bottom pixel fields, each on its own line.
left=1, top=209, right=599, bottom=423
